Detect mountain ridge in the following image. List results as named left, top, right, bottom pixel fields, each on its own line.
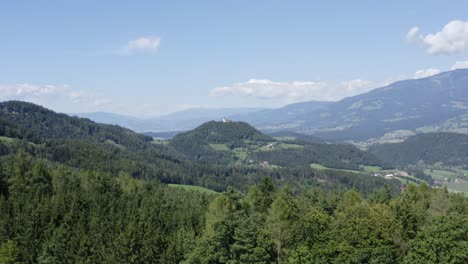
left=69, top=69, right=468, bottom=145
left=236, top=69, right=468, bottom=142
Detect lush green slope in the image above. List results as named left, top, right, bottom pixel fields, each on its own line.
left=0, top=101, right=154, bottom=150
left=251, top=142, right=386, bottom=170
left=0, top=101, right=192, bottom=181
left=170, top=121, right=273, bottom=164
left=369, top=132, right=468, bottom=166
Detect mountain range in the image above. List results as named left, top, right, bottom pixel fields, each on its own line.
left=74, top=69, right=468, bottom=144
left=237, top=69, right=468, bottom=143
left=73, top=107, right=264, bottom=133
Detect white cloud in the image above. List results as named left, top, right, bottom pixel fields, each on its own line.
left=451, top=61, right=468, bottom=70
left=338, top=79, right=374, bottom=93
left=413, top=68, right=441, bottom=79
left=123, top=36, right=160, bottom=53
left=406, top=26, right=422, bottom=43
left=407, top=20, right=468, bottom=55
left=0, top=83, right=111, bottom=112
left=209, top=78, right=375, bottom=102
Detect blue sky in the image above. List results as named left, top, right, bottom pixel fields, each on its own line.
left=1, top=0, right=468, bottom=116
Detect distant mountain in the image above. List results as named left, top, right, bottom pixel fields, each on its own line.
left=76, top=69, right=468, bottom=143
left=71, top=111, right=141, bottom=125
left=230, top=101, right=332, bottom=129
left=157, top=107, right=266, bottom=121
left=72, top=107, right=265, bottom=132
left=369, top=132, right=468, bottom=166
left=234, top=69, right=468, bottom=142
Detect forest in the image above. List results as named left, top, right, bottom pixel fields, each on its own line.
left=369, top=132, right=468, bottom=166
left=0, top=101, right=467, bottom=263
left=0, top=153, right=467, bottom=263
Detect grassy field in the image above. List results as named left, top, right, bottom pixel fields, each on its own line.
left=277, top=143, right=303, bottom=149
left=209, top=143, right=230, bottom=151
left=394, top=174, right=426, bottom=185
left=446, top=180, right=468, bottom=193
left=423, top=167, right=468, bottom=195
left=310, top=163, right=361, bottom=173
left=151, top=140, right=169, bottom=146
left=0, top=136, right=14, bottom=143
left=360, top=165, right=383, bottom=172
left=424, top=169, right=458, bottom=179
left=393, top=177, right=410, bottom=185
left=310, top=163, right=328, bottom=170
left=259, top=142, right=303, bottom=151
left=168, top=184, right=219, bottom=194
left=273, top=136, right=296, bottom=141
left=233, top=148, right=248, bottom=160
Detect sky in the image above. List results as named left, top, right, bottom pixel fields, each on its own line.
left=1, top=0, right=468, bottom=116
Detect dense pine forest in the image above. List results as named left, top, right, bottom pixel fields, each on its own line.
left=0, top=101, right=467, bottom=263
left=0, top=154, right=467, bottom=263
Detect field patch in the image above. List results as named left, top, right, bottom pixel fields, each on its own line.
left=209, top=143, right=231, bottom=151
left=168, top=184, right=219, bottom=194
left=0, top=136, right=14, bottom=143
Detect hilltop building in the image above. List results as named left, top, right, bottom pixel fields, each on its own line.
left=222, top=117, right=233, bottom=123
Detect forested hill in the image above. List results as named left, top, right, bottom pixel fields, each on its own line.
left=369, top=132, right=468, bottom=166
left=170, top=121, right=272, bottom=164
left=170, top=120, right=386, bottom=170
left=172, top=120, right=273, bottom=144
left=0, top=101, right=152, bottom=150
left=0, top=100, right=188, bottom=182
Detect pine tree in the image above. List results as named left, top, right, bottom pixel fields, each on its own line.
left=265, top=185, right=298, bottom=263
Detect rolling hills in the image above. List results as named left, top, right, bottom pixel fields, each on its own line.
left=0, top=100, right=398, bottom=194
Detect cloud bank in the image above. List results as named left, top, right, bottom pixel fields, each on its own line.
left=451, top=61, right=468, bottom=70
left=0, top=83, right=111, bottom=111
left=413, top=68, right=441, bottom=79
left=407, top=20, right=468, bottom=55
left=209, top=79, right=375, bottom=102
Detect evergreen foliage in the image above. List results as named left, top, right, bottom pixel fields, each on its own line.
left=369, top=132, right=468, bottom=166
